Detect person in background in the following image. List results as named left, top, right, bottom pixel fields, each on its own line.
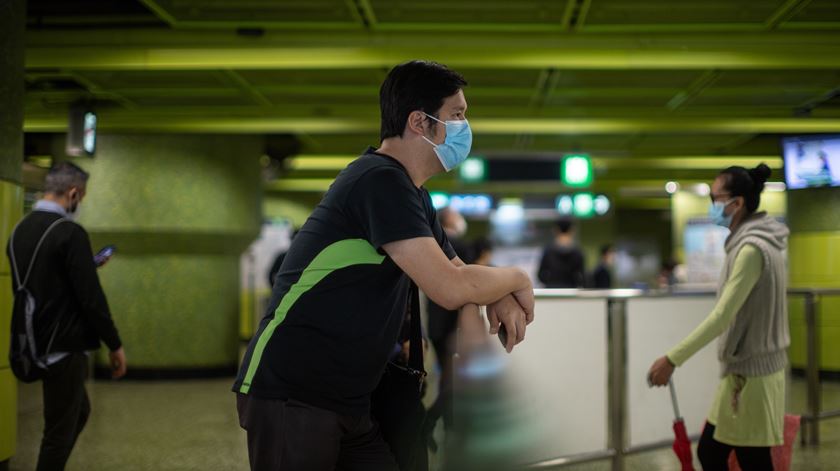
left=425, top=206, right=472, bottom=437
left=657, top=259, right=678, bottom=289
left=437, top=207, right=472, bottom=262
left=648, top=163, right=788, bottom=471
left=471, top=236, right=494, bottom=267
left=267, top=229, right=299, bottom=287
left=427, top=206, right=471, bottom=371
left=591, top=244, right=615, bottom=289
left=7, top=162, right=127, bottom=471
left=538, top=218, right=585, bottom=288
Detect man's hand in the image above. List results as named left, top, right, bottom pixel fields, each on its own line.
left=486, top=294, right=529, bottom=353
left=95, top=254, right=113, bottom=269
left=109, top=347, right=127, bottom=379
left=507, top=268, right=535, bottom=325
left=512, top=284, right=535, bottom=325
left=647, top=355, right=675, bottom=387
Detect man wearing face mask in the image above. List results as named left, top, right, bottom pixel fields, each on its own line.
left=648, top=163, right=789, bottom=471
left=234, top=60, right=534, bottom=470
left=7, top=162, right=126, bottom=471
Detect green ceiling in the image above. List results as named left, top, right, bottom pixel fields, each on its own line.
left=22, top=0, right=840, bottom=206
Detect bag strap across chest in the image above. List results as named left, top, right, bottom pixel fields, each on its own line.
left=9, top=217, right=69, bottom=291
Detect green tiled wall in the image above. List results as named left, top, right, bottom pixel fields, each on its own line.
left=787, top=187, right=840, bottom=370
left=0, top=181, right=23, bottom=461
left=94, top=255, right=241, bottom=367
left=57, top=134, right=263, bottom=369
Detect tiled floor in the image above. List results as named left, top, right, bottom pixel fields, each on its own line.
left=10, top=376, right=840, bottom=470
left=12, top=378, right=248, bottom=470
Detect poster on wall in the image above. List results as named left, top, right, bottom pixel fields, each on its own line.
left=613, top=240, right=661, bottom=289
left=683, top=215, right=788, bottom=287
left=684, top=219, right=730, bottom=285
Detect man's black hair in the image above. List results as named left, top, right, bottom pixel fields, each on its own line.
left=555, top=217, right=574, bottom=234
left=379, top=60, right=467, bottom=142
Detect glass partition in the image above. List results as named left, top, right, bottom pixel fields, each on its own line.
left=472, top=298, right=609, bottom=463
left=450, top=290, right=839, bottom=468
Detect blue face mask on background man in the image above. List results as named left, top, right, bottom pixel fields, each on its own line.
left=708, top=199, right=735, bottom=227
left=421, top=113, right=472, bottom=171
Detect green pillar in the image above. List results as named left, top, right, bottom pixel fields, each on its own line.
left=0, top=0, right=26, bottom=463
left=56, top=134, right=263, bottom=374
left=787, top=187, right=840, bottom=371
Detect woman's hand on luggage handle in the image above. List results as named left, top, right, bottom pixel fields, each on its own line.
left=647, top=355, right=675, bottom=387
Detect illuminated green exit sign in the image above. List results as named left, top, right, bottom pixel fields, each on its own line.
left=459, top=157, right=486, bottom=183
left=562, top=154, right=593, bottom=187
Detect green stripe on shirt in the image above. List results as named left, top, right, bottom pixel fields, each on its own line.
left=239, top=239, right=386, bottom=393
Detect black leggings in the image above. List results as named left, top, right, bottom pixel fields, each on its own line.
left=697, top=423, right=773, bottom=471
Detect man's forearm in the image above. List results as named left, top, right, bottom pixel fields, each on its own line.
left=449, top=265, right=530, bottom=308
left=383, top=238, right=531, bottom=311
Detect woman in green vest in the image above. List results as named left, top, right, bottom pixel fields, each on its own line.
left=648, top=163, right=790, bottom=471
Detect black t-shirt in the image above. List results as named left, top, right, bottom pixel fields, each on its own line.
left=592, top=264, right=612, bottom=289
left=537, top=244, right=585, bottom=288
left=233, top=149, right=456, bottom=416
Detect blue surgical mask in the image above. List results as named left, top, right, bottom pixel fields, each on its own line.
left=421, top=113, right=473, bottom=172
left=709, top=199, right=735, bottom=227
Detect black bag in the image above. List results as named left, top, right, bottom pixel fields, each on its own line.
left=8, top=218, right=68, bottom=383
left=371, top=283, right=429, bottom=471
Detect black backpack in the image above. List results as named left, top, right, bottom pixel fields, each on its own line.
left=8, top=218, right=68, bottom=383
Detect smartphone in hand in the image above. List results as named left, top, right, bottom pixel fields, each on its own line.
left=498, top=324, right=508, bottom=348
left=94, top=245, right=117, bottom=267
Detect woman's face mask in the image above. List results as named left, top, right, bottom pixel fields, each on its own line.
left=708, top=199, right=735, bottom=227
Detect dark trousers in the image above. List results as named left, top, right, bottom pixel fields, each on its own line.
left=697, top=423, right=773, bottom=471
left=37, top=353, right=90, bottom=471
left=236, top=393, right=399, bottom=471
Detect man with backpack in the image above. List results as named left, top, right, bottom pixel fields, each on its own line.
left=7, top=162, right=126, bottom=470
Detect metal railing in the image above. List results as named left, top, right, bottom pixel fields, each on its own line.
left=788, top=288, right=840, bottom=446
left=522, top=287, right=840, bottom=470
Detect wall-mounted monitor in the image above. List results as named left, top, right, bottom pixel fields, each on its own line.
left=782, top=135, right=840, bottom=190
